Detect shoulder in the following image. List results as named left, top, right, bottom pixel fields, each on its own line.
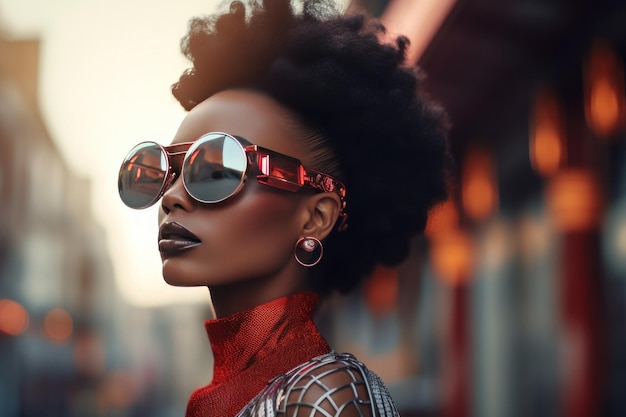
left=239, top=352, right=400, bottom=417
left=282, top=352, right=399, bottom=417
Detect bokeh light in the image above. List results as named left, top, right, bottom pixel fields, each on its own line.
left=0, top=298, right=29, bottom=336
left=546, top=169, right=604, bottom=232
left=43, top=308, right=73, bottom=343
left=425, top=199, right=459, bottom=237
left=584, top=41, right=626, bottom=139
left=530, top=89, right=565, bottom=177
left=462, top=149, right=498, bottom=221
left=363, top=265, right=399, bottom=316
left=430, top=230, right=475, bottom=285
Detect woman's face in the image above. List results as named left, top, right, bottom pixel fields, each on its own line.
left=158, top=89, right=315, bottom=290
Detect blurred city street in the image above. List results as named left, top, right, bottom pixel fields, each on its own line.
left=1, top=0, right=626, bottom=416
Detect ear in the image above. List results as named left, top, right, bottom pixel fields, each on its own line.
left=299, top=192, right=342, bottom=241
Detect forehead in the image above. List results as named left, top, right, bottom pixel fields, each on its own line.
left=171, top=89, right=308, bottom=163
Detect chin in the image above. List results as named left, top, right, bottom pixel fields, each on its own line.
left=162, top=273, right=188, bottom=287
left=161, top=260, right=201, bottom=287
left=162, top=275, right=207, bottom=287
left=161, top=259, right=226, bottom=287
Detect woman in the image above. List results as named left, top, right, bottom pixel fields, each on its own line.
left=118, top=0, right=449, bottom=416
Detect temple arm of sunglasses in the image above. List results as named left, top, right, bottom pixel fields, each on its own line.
left=247, top=145, right=347, bottom=203
left=304, top=169, right=347, bottom=200
left=247, top=145, right=306, bottom=193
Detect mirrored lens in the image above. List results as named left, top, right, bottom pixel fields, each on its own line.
left=118, top=142, right=168, bottom=209
left=182, top=133, right=247, bottom=203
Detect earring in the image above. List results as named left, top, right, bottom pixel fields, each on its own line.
left=294, top=237, right=323, bottom=267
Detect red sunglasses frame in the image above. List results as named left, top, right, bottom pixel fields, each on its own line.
left=120, top=132, right=348, bottom=230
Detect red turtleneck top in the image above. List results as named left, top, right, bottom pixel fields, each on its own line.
left=185, top=292, right=331, bottom=417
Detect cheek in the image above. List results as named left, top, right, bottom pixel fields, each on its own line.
left=192, top=188, right=304, bottom=278
left=160, top=186, right=306, bottom=287
left=231, top=190, right=302, bottom=254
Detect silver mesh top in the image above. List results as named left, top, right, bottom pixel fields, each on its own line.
left=236, top=352, right=400, bottom=417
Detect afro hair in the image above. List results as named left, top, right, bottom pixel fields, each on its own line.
left=172, top=0, right=450, bottom=295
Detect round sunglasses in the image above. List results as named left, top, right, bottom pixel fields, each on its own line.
left=118, top=132, right=348, bottom=228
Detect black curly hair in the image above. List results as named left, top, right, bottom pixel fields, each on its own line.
left=172, top=0, right=450, bottom=295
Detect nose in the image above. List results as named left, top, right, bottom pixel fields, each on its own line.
left=161, top=175, right=195, bottom=214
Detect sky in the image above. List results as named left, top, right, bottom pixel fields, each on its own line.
left=0, top=0, right=225, bottom=306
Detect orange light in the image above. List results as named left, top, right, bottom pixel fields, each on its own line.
left=530, top=90, right=565, bottom=176
left=0, top=299, right=29, bottom=336
left=425, top=199, right=459, bottom=237
left=426, top=201, right=475, bottom=285
left=364, top=265, right=399, bottom=316
left=584, top=41, right=626, bottom=139
left=546, top=169, right=603, bottom=232
left=430, top=230, right=475, bottom=285
left=44, top=308, right=73, bottom=343
left=462, top=149, right=498, bottom=221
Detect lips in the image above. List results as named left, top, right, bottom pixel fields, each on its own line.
left=158, top=221, right=202, bottom=256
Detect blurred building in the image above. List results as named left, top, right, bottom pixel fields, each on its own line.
left=319, top=1, right=626, bottom=417
left=0, top=37, right=129, bottom=417
left=2, top=2, right=625, bottom=417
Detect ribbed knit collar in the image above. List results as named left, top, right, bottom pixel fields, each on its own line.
left=203, top=291, right=326, bottom=385
left=186, top=291, right=330, bottom=417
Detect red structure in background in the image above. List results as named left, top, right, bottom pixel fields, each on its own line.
left=427, top=200, right=475, bottom=417
left=559, top=231, right=606, bottom=417
left=442, top=283, right=470, bottom=417
left=548, top=89, right=610, bottom=417
left=412, top=0, right=626, bottom=414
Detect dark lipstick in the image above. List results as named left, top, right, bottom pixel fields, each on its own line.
left=158, top=221, right=201, bottom=256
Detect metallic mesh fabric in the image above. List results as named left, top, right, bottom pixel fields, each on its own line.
left=236, top=352, right=400, bottom=417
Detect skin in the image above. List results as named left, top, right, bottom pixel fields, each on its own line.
left=158, top=89, right=341, bottom=318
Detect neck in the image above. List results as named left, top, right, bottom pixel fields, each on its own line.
left=207, top=266, right=310, bottom=318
